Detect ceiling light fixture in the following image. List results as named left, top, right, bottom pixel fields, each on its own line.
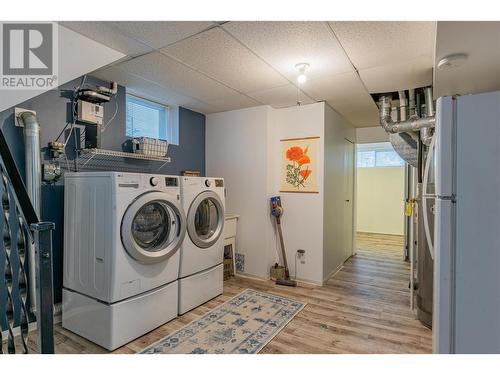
left=295, top=63, right=310, bottom=85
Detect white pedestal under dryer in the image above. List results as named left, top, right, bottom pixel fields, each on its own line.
left=178, top=176, right=225, bottom=314
left=62, top=172, right=186, bottom=350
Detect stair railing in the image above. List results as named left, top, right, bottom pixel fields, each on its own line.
left=0, top=127, right=54, bottom=354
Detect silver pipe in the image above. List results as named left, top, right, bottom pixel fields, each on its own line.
left=20, top=111, right=41, bottom=313
left=408, top=89, right=416, bottom=118
left=424, top=87, right=434, bottom=117
left=380, top=93, right=436, bottom=135
left=398, top=90, right=407, bottom=121
left=421, top=87, right=435, bottom=145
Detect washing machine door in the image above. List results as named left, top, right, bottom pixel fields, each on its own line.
left=121, top=191, right=186, bottom=264
left=187, top=191, right=224, bottom=249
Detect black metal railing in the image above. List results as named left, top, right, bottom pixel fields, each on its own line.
left=0, top=127, right=54, bottom=354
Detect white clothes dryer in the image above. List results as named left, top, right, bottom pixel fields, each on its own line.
left=178, top=176, right=225, bottom=314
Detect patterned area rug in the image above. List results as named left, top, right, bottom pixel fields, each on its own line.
left=141, top=289, right=305, bottom=354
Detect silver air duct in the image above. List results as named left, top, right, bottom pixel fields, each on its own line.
left=20, top=111, right=41, bottom=313
left=378, top=87, right=436, bottom=167
left=21, top=111, right=41, bottom=215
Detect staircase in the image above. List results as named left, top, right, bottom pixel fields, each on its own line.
left=0, top=127, right=55, bottom=354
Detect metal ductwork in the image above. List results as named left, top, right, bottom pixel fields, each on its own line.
left=21, top=111, right=42, bottom=215
left=20, top=110, right=41, bottom=313
left=378, top=87, right=436, bottom=166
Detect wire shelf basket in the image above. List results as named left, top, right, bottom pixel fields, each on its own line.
left=59, top=148, right=171, bottom=173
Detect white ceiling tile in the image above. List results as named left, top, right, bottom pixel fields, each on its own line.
left=180, top=100, right=217, bottom=114
left=204, top=94, right=262, bottom=113
left=304, top=71, right=379, bottom=127
left=161, top=27, right=288, bottom=93
left=110, top=21, right=216, bottom=49
left=59, top=21, right=153, bottom=56
left=92, top=65, right=198, bottom=107
left=248, top=84, right=315, bottom=108
left=434, top=21, right=500, bottom=98
left=223, top=22, right=353, bottom=83
left=329, top=21, right=436, bottom=70
left=115, top=52, right=239, bottom=102
left=359, top=56, right=433, bottom=93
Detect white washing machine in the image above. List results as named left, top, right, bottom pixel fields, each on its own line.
left=178, top=176, right=225, bottom=314
left=62, top=172, right=186, bottom=350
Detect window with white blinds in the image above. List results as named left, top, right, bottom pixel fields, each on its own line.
left=126, top=95, right=168, bottom=141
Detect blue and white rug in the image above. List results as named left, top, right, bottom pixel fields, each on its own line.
left=140, top=289, right=305, bottom=354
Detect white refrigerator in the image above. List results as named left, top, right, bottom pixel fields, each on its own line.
left=433, top=92, right=500, bottom=353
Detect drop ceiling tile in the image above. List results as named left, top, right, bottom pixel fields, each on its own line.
left=59, top=22, right=153, bottom=56
left=327, top=100, right=379, bottom=128
left=92, top=65, right=198, bottom=106
left=223, top=22, right=353, bottom=83
left=434, top=22, right=500, bottom=98
left=329, top=21, right=436, bottom=70
left=181, top=101, right=217, bottom=114
left=116, top=52, right=239, bottom=103
left=204, top=94, right=261, bottom=113
left=248, top=84, right=315, bottom=108
left=304, top=71, right=379, bottom=127
left=110, top=21, right=216, bottom=49
left=161, top=27, right=288, bottom=93
left=359, top=56, right=433, bottom=93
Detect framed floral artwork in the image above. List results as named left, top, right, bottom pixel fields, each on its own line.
left=280, top=136, right=319, bottom=193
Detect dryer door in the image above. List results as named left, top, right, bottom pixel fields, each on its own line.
left=187, top=191, right=224, bottom=249
left=121, top=191, right=186, bottom=264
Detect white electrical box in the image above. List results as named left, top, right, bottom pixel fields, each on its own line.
left=77, top=100, right=104, bottom=125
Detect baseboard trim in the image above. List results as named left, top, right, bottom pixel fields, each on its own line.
left=234, top=271, right=269, bottom=282
left=234, top=271, right=322, bottom=287
left=322, top=263, right=344, bottom=285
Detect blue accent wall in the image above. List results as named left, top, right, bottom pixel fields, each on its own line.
left=0, top=75, right=206, bottom=312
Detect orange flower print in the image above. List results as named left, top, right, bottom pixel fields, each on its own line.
left=299, top=169, right=312, bottom=181
left=296, top=155, right=310, bottom=166
left=286, top=146, right=303, bottom=161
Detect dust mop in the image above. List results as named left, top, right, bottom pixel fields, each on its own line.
left=270, top=196, right=297, bottom=287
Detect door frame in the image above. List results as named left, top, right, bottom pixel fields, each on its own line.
left=344, top=138, right=356, bottom=260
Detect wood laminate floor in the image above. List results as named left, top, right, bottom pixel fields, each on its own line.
left=29, top=232, right=431, bottom=354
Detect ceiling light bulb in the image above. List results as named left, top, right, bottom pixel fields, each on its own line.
left=295, top=62, right=310, bottom=85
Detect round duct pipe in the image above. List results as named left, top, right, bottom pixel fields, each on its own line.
left=389, top=132, right=419, bottom=168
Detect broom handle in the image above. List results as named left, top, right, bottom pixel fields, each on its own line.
left=276, top=217, right=290, bottom=278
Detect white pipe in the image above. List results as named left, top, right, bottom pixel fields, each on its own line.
left=422, top=133, right=436, bottom=260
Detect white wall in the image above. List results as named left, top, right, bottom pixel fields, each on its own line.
left=206, top=102, right=355, bottom=285
left=206, top=106, right=274, bottom=279
left=356, top=166, right=405, bottom=235
left=323, top=104, right=356, bottom=281
left=356, top=126, right=388, bottom=144
left=271, top=102, right=325, bottom=285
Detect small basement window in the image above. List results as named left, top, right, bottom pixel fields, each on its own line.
left=356, top=142, right=404, bottom=168
left=126, top=94, right=179, bottom=145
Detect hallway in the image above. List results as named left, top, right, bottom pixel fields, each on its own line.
left=41, top=233, right=431, bottom=354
